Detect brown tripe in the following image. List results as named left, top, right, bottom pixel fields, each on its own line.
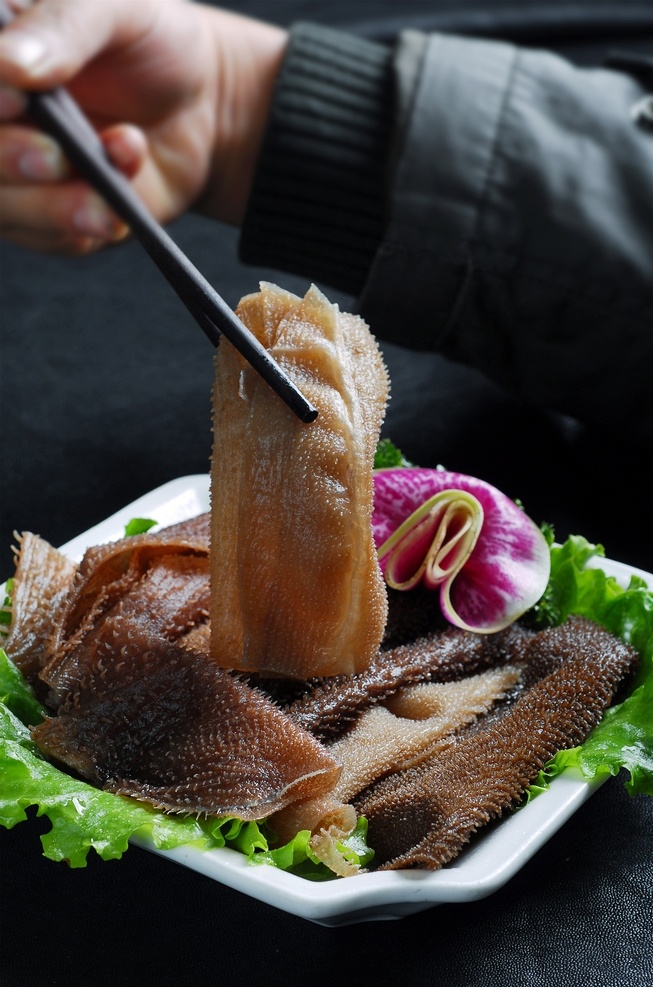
left=41, top=550, right=211, bottom=709
left=32, top=637, right=341, bottom=818
left=209, top=283, right=389, bottom=679
left=354, top=616, right=637, bottom=870
left=285, top=622, right=535, bottom=740
left=3, top=532, right=77, bottom=691
left=329, top=666, right=522, bottom=803
left=56, top=513, right=209, bottom=644
left=31, top=550, right=340, bottom=819
left=381, top=584, right=451, bottom=649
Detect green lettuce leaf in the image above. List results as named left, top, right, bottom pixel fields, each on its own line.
left=529, top=536, right=653, bottom=797
left=373, top=438, right=413, bottom=469
left=0, top=648, right=371, bottom=873
left=123, top=517, right=158, bottom=537
left=0, top=700, right=226, bottom=865
left=0, top=647, right=47, bottom=726
left=0, top=578, right=13, bottom=633
left=254, top=817, right=374, bottom=881
left=574, top=674, right=653, bottom=795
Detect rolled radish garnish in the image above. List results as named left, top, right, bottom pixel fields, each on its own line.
left=373, top=468, right=551, bottom=633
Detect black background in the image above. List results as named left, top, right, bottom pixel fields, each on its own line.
left=1, top=3, right=652, bottom=985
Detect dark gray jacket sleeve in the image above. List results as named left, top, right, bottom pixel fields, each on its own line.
left=360, top=31, right=653, bottom=438
left=241, top=25, right=653, bottom=437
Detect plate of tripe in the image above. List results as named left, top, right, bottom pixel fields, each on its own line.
left=2, top=285, right=651, bottom=926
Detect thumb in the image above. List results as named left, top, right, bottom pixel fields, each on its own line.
left=0, top=0, right=138, bottom=89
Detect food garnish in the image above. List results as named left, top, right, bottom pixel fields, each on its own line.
left=372, top=467, right=551, bottom=632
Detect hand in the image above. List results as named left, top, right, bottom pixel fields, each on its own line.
left=0, top=0, right=287, bottom=253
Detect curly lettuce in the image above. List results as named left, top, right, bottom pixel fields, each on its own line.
left=527, top=535, right=653, bottom=797
left=0, top=647, right=371, bottom=874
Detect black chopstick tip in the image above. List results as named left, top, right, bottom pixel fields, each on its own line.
left=300, top=405, right=319, bottom=424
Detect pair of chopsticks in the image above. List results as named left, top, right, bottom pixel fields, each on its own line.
left=0, top=0, right=318, bottom=424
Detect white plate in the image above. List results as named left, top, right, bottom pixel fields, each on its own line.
left=30, top=477, right=653, bottom=925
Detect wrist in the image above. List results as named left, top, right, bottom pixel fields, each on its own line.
left=194, top=7, right=287, bottom=226
left=240, top=23, right=394, bottom=296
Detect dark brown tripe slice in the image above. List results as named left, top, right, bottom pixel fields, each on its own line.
left=354, top=616, right=638, bottom=870
left=43, top=564, right=210, bottom=710
left=31, top=551, right=340, bottom=819
left=32, top=637, right=341, bottom=818
left=54, top=513, right=209, bottom=646
left=328, top=665, right=523, bottom=803
left=382, top=584, right=451, bottom=649
left=3, top=532, right=77, bottom=693
left=284, top=622, right=535, bottom=741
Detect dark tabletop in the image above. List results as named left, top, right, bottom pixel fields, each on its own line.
left=1, top=3, right=652, bottom=985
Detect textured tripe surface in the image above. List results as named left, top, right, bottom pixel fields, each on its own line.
left=210, top=283, right=389, bottom=678
left=25, top=525, right=341, bottom=820
left=354, top=616, right=637, bottom=869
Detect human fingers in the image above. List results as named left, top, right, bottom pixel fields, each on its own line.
left=0, top=120, right=147, bottom=252
left=101, top=123, right=149, bottom=181
left=0, top=179, right=128, bottom=252
left=0, top=114, right=147, bottom=181
left=0, top=80, right=26, bottom=118
left=0, top=0, right=159, bottom=89
left=1, top=224, right=105, bottom=254
left=0, top=123, right=69, bottom=183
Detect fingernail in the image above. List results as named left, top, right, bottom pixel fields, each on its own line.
left=0, top=83, right=27, bottom=119
left=19, top=137, right=67, bottom=180
left=0, top=30, right=51, bottom=73
left=73, top=193, right=124, bottom=237
left=109, top=223, right=129, bottom=243
left=72, top=236, right=104, bottom=256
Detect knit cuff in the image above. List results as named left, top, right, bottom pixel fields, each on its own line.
left=240, top=22, right=394, bottom=296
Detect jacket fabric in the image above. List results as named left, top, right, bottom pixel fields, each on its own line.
left=241, top=23, right=653, bottom=437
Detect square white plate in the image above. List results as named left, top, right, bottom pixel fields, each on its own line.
left=29, top=476, right=653, bottom=926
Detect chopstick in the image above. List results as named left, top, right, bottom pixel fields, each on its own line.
left=0, top=1, right=318, bottom=424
